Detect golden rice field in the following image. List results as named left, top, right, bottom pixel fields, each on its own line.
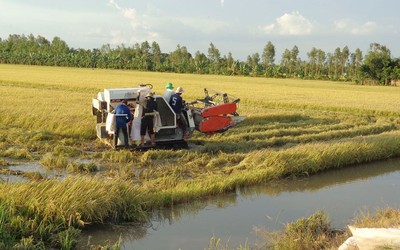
left=1, top=64, right=400, bottom=248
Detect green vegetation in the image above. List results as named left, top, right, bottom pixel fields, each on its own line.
left=268, top=208, right=400, bottom=249
left=209, top=208, right=400, bottom=250
left=266, top=211, right=332, bottom=250
left=0, top=64, right=400, bottom=248
left=1, top=34, right=400, bottom=84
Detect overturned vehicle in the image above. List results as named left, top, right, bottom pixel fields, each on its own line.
left=91, top=84, right=244, bottom=149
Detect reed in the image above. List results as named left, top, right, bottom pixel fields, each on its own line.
left=353, top=207, right=400, bottom=228
left=0, top=158, right=7, bottom=167
left=259, top=207, right=400, bottom=250
left=0, top=176, right=148, bottom=247
left=266, top=211, right=331, bottom=250
left=66, top=161, right=98, bottom=173
left=40, top=153, right=70, bottom=169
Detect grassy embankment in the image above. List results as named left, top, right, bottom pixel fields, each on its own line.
left=0, top=64, right=400, bottom=248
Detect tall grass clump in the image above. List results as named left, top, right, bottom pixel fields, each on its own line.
left=52, top=228, right=81, bottom=250
left=266, top=211, right=332, bottom=250
left=0, top=176, right=148, bottom=248
left=353, top=207, right=400, bottom=228
left=0, top=203, right=15, bottom=249
left=0, top=158, right=7, bottom=167
left=238, top=131, right=400, bottom=180
left=40, top=153, right=70, bottom=169
left=101, top=150, right=141, bottom=164
left=53, top=144, right=82, bottom=158
left=66, top=161, right=98, bottom=173
left=0, top=147, right=33, bottom=160
left=205, top=236, right=250, bottom=250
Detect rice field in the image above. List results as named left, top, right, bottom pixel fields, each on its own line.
left=1, top=64, right=400, bottom=248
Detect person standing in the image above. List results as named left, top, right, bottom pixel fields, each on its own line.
left=114, top=99, right=132, bottom=148
left=169, top=86, right=189, bottom=138
left=163, top=82, right=174, bottom=103
left=138, top=92, right=158, bottom=146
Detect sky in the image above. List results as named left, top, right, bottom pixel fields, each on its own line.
left=0, top=0, right=399, bottom=60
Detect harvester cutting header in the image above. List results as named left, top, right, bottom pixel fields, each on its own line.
left=92, top=84, right=243, bottom=149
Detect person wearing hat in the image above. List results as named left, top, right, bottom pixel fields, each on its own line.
left=163, top=82, right=174, bottom=103
left=169, top=86, right=189, bottom=138
left=138, top=91, right=158, bottom=146
left=114, top=99, right=132, bottom=148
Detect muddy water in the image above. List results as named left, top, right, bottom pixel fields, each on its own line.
left=0, top=162, right=66, bottom=182
left=79, top=159, right=400, bottom=250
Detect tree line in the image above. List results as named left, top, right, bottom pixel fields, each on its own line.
left=1, top=34, right=399, bottom=85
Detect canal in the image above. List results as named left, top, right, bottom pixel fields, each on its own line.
left=79, top=158, right=400, bottom=249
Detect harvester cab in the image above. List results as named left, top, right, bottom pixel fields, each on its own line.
left=91, top=85, right=244, bottom=149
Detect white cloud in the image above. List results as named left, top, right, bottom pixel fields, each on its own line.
left=108, top=0, right=121, bottom=10
left=353, top=21, right=378, bottom=35
left=108, top=0, right=140, bottom=30
left=262, top=11, right=313, bottom=35
left=221, top=0, right=225, bottom=7
left=263, top=24, right=275, bottom=34
left=110, top=30, right=126, bottom=45
left=334, top=19, right=349, bottom=31
left=121, top=8, right=139, bottom=29
left=178, top=17, right=228, bottom=34
left=107, top=0, right=159, bottom=44
left=334, top=19, right=378, bottom=35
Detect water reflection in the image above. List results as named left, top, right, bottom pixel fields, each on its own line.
left=1, top=161, right=72, bottom=183
left=78, top=158, right=400, bottom=249
left=78, top=223, right=149, bottom=249
left=239, top=158, right=400, bottom=196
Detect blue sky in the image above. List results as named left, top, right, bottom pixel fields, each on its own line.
left=0, top=0, right=399, bottom=60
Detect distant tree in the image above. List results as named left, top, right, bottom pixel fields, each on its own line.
left=247, top=52, right=260, bottom=76
left=316, top=49, right=326, bottom=78
left=341, top=46, right=350, bottom=78
left=151, top=41, right=162, bottom=71
left=333, top=47, right=341, bottom=79
left=225, top=52, right=237, bottom=75
left=3, top=33, right=400, bottom=85
left=280, top=49, right=291, bottom=77
left=139, top=41, right=151, bottom=70
left=238, top=61, right=250, bottom=76
left=307, top=47, right=318, bottom=77
left=207, top=42, right=221, bottom=74
left=168, top=44, right=192, bottom=73
left=290, top=45, right=299, bottom=77
left=194, top=51, right=208, bottom=74
left=349, top=48, right=363, bottom=81
left=360, top=43, right=391, bottom=84
left=262, top=41, right=275, bottom=77
left=262, top=41, right=275, bottom=66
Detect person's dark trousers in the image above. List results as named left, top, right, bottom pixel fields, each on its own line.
left=114, top=126, right=129, bottom=147
left=140, top=116, right=154, bottom=136
left=177, top=114, right=188, bottom=135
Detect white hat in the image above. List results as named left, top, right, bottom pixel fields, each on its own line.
left=175, top=86, right=184, bottom=94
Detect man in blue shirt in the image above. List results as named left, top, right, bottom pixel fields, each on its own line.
left=114, top=99, right=132, bottom=148
left=169, top=87, right=189, bottom=138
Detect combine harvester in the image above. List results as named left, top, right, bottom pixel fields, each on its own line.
left=92, top=84, right=244, bottom=149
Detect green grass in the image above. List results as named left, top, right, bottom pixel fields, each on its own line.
left=266, top=211, right=332, bottom=250
left=1, top=64, right=400, bottom=248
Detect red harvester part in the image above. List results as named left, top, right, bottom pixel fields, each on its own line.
left=199, top=116, right=233, bottom=134
left=201, top=102, right=237, bottom=117
left=199, top=102, right=238, bottom=134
